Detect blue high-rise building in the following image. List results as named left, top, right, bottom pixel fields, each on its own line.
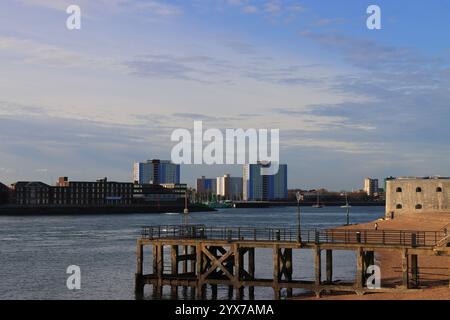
left=133, top=159, right=180, bottom=185
left=243, top=163, right=288, bottom=201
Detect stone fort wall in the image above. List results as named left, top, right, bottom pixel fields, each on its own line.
left=386, top=178, right=450, bottom=217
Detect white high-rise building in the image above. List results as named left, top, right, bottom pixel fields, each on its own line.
left=216, top=174, right=243, bottom=201
left=364, top=178, right=379, bottom=196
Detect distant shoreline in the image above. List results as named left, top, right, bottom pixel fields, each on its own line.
left=0, top=204, right=215, bottom=216
left=0, top=203, right=385, bottom=216
left=233, top=201, right=385, bottom=208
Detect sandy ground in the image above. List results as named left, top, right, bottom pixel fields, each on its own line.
left=294, top=212, right=450, bottom=300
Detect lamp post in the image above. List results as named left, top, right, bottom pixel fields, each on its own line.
left=341, top=192, right=350, bottom=226
left=296, top=191, right=303, bottom=242
left=183, top=190, right=189, bottom=226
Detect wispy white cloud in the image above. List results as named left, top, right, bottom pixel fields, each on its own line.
left=16, top=0, right=182, bottom=17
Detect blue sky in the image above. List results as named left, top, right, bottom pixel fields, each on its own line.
left=0, top=0, right=449, bottom=190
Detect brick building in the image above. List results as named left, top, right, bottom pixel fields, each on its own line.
left=12, top=181, right=51, bottom=205
left=53, top=177, right=133, bottom=206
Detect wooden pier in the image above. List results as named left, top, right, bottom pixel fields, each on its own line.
left=135, top=225, right=450, bottom=299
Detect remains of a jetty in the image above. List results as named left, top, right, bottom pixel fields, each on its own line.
left=135, top=224, right=450, bottom=299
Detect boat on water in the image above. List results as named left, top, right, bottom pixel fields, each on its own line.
left=312, top=191, right=324, bottom=208
left=205, top=200, right=233, bottom=209
left=340, top=193, right=352, bottom=208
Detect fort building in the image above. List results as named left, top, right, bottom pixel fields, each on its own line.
left=386, top=176, right=450, bottom=217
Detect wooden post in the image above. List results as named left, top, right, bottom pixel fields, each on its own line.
left=248, top=248, right=255, bottom=300
left=152, top=244, right=158, bottom=274
left=401, top=250, right=409, bottom=289
left=191, top=246, right=196, bottom=274
left=171, top=245, right=178, bottom=297
left=196, top=243, right=203, bottom=299
left=155, top=243, right=164, bottom=298
left=136, top=241, right=144, bottom=275
left=411, top=254, right=419, bottom=287
left=135, top=241, right=144, bottom=298
left=315, top=247, right=321, bottom=286
left=273, top=245, right=280, bottom=299
left=156, top=243, right=164, bottom=277
left=183, top=245, right=188, bottom=274
left=234, top=244, right=243, bottom=300
left=356, top=247, right=364, bottom=289
left=285, top=249, right=293, bottom=297
left=210, top=246, right=218, bottom=298
left=448, top=257, right=450, bottom=289
left=171, top=245, right=178, bottom=275
left=211, top=283, right=218, bottom=299
left=326, top=249, right=333, bottom=284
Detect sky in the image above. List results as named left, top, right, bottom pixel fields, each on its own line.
left=0, top=0, right=449, bottom=190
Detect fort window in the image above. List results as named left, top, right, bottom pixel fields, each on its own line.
left=396, top=187, right=402, bottom=193
left=396, top=204, right=403, bottom=209
left=416, top=187, right=422, bottom=193
left=415, top=204, right=423, bottom=210
left=437, top=187, right=443, bottom=192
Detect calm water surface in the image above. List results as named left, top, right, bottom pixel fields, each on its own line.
left=0, top=206, right=384, bottom=300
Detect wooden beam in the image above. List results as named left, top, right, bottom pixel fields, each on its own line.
left=201, top=246, right=234, bottom=281
left=326, top=249, right=333, bottom=284
left=182, top=245, right=188, bottom=274
left=136, top=241, right=143, bottom=275
left=411, top=254, right=418, bottom=287
left=285, top=249, right=293, bottom=297
left=315, top=247, right=322, bottom=286
left=196, top=243, right=203, bottom=299
left=401, top=249, right=409, bottom=289
left=356, top=247, right=364, bottom=289
left=171, top=245, right=178, bottom=275
left=152, top=244, right=158, bottom=274
left=191, top=246, right=196, bottom=274
left=273, top=244, right=280, bottom=299
left=248, top=248, right=255, bottom=300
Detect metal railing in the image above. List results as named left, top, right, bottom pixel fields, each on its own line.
left=141, top=225, right=447, bottom=248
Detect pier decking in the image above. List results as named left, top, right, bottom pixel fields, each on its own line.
left=135, top=225, right=450, bottom=300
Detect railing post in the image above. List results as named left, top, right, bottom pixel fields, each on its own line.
left=411, top=233, right=417, bottom=248
left=356, top=231, right=361, bottom=244
left=315, top=230, right=320, bottom=245
left=276, top=230, right=281, bottom=241
left=227, top=229, right=232, bottom=242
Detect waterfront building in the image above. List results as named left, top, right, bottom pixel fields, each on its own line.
left=0, top=182, right=11, bottom=205
left=386, top=176, right=450, bottom=217
left=243, top=163, right=288, bottom=201
left=196, top=176, right=217, bottom=201
left=161, top=183, right=187, bottom=200
left=133, top=183, right=182, bottom=204
left=217, top=174, right=243, bottom=201
left=133, top=159, right=180, bottom=185
left=364, top=177, right=379, bottom=196
left=53, top=177, right=133, bottom=206
left=12, top=181, right=51, bottom=205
